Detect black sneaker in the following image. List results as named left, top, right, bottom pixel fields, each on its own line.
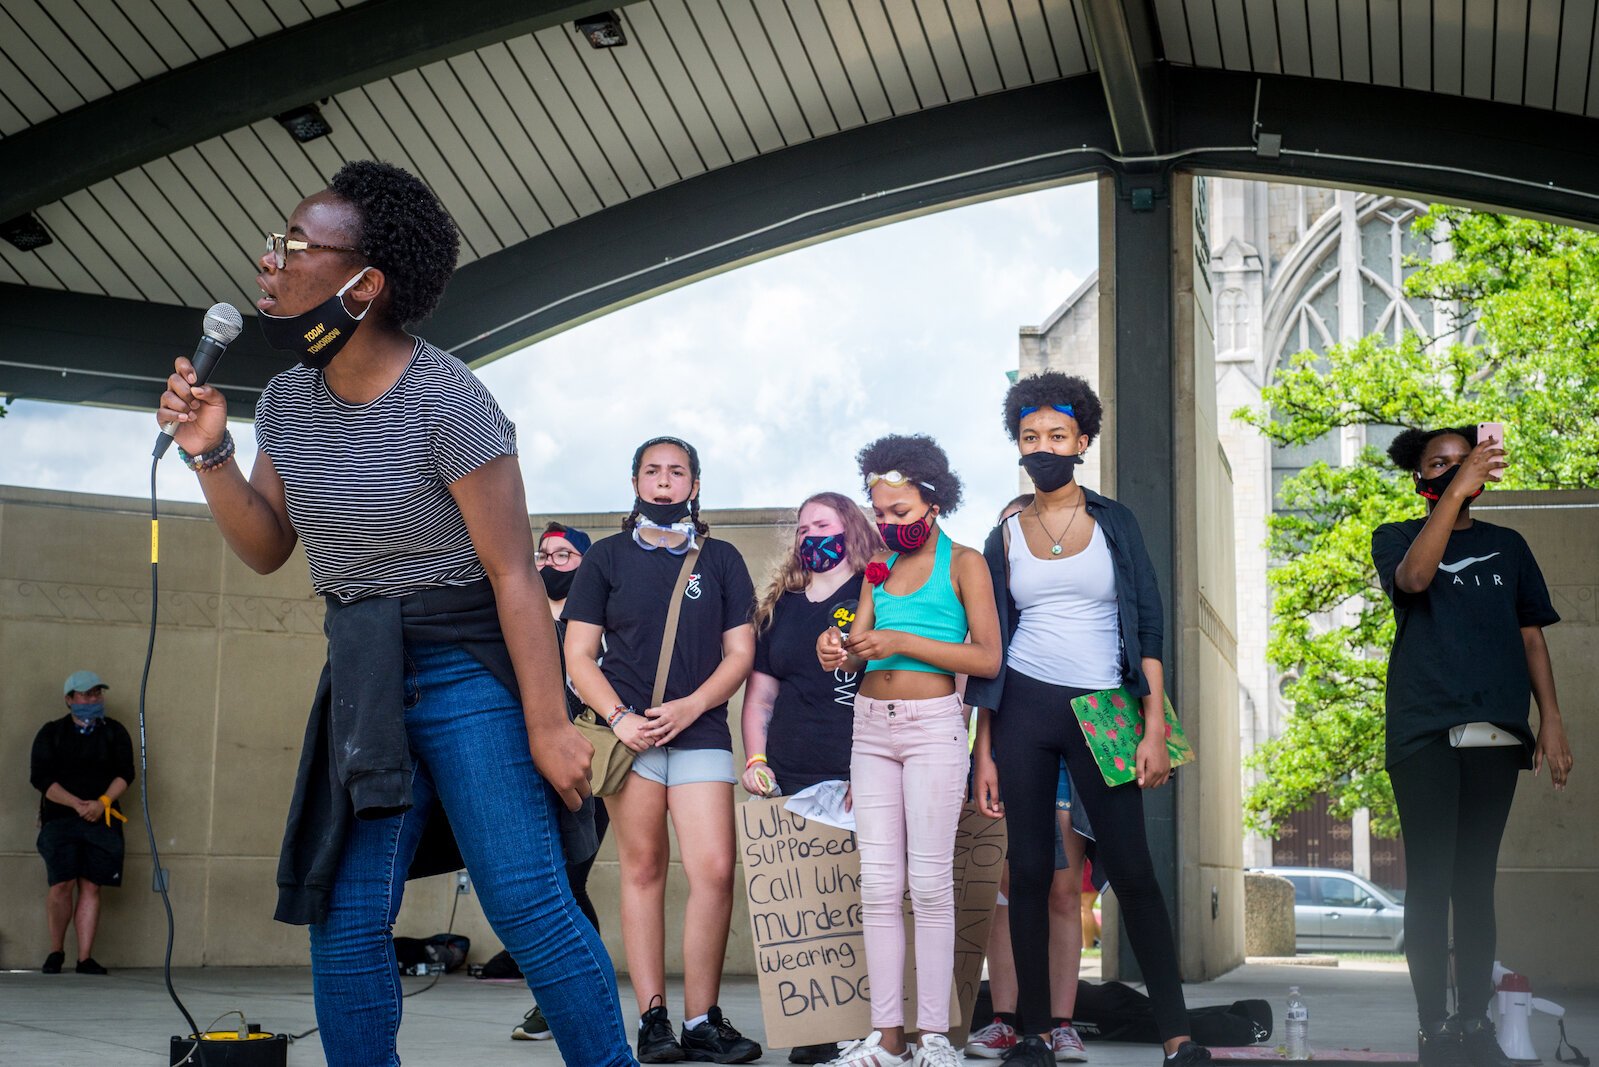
left=1458, top=1017, right=1514, bottom=1067
left=42, top=951, right=64, bottom=974
left=1001, top=1035, right=1056, bottom=1065
left=789, top=1043, right=839, bottom=1064
left=639, top=1001, right=686, bottom=1063
left=1419, top=1018, right=1466, bottom=1067
left=74, top=957, right=108, bottom=975
left=1166, top=1042, right=1212, bottom=1067
left=681, top=1006, right=762, bottom=1063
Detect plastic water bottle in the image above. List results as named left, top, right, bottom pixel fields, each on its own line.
left=1285, top=986, right=1309, bottom=1060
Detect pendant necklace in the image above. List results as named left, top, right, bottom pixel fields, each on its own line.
left=1032, top=499, right=1083, bottom=556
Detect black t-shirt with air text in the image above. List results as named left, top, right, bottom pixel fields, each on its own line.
left=562, top=533, right=755, bottom=752
left=1372, top=518, right=1560, bottom=769
left=753, top=574, right=865, bottom=793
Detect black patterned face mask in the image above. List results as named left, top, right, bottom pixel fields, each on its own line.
left=878, top=508, right=934, bottom=554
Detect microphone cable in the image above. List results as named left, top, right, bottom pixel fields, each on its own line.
left=140, top=454, right=205, bottom=1063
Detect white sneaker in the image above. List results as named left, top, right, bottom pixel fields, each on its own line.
left=829, top=1031, right=912, bottom=1066
left=1051, top=1024, right=1088, bottom=1062
left=914, top=1033, right=963, bottom=1067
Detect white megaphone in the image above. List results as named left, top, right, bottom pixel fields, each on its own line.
left=1495, top=970, right=1566, bottom=1064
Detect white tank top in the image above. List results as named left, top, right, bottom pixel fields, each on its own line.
left=1005, top=514, right=1122, bottom=690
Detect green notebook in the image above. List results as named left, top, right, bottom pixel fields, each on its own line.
left=1069, top=687, right=1194, bottom=787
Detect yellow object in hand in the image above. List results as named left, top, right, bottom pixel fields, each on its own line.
left=99, top=795, right=128, bottom=826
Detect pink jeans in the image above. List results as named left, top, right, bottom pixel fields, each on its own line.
left=849, top=692, right=970, bottom=1032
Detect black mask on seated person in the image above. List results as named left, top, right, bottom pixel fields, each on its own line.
left=539, top=565, right=576, bottom=601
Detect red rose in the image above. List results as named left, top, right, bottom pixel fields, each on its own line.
left=865, top=561, right=890, bottom=586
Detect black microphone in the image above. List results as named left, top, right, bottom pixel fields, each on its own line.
left=153, top=303, right=244, bottom=459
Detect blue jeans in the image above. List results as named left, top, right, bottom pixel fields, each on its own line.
left=308, top=642, right=634, bottom=1066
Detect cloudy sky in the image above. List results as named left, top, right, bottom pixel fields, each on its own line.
left=0, top=180, right=1096, bottom=550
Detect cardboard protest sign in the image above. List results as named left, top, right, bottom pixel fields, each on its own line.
left=737, top=797, right=1007, bottom=1051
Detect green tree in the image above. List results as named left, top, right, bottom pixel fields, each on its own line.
left=1238, top=206, right=1599, bottom=837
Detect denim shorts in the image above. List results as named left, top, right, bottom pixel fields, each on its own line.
left=630, top=746, right=736, bottom=787
left=1052, top=759, right=1096, bottom=869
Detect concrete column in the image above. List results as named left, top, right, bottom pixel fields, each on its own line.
left=1098, top=172, right=1244, bottom=982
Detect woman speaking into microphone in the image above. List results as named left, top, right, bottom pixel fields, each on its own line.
left=156, top=161, right=633, bottom=1067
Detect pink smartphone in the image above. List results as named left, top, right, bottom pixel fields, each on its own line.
left=1478, top=421, right=1504, bottom=447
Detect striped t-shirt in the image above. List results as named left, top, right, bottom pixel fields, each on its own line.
left=254, top=338, right=518, bottom=603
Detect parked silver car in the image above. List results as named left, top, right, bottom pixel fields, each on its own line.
left=1252, top=867, right=1406, bottom=952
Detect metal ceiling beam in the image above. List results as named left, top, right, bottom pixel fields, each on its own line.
left=1165, top=68, right=1599, bottom=228
left=1080, top=0, right=1165, bottom=156
left=0, top=0, right=597, bottom=223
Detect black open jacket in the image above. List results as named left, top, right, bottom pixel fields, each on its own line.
left=964, top=485, right=1165, bottom=712
left=274, top=579, right=597, bottom=925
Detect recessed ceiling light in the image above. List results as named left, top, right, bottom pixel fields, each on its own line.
left=575, top=12, right=626, bottom=48
left=1, top=213, right=52, bottom=252
left=274, top=104, right=333, bottom=143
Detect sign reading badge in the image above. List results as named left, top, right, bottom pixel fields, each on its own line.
left=737, top=797, right=1005, bottom=1049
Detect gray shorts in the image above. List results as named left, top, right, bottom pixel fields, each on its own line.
left=630, top=746, right=736, bottom=787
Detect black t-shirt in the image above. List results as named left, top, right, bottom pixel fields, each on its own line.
left=753, top=575, right=865, bottom=793
left=562, top=533, right=755, bottom=751
left=29, top=716, right=136, bottom=824
left=1373, top=518, right=1560, bottom=769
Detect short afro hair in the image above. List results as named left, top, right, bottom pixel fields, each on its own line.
left=1386, top=425, right=1478, bottom=472
left=327, top=160, right=460, bottom=327
left=1003, top=372, right=1104, bottom=443
left=856, top=433, right=964, bottom=515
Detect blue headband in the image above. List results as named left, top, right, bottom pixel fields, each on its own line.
left=1019, top=403, right=1076, bottom=419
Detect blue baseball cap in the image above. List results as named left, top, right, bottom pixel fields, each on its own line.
left=63, top=670, right=108, bottom=695
left=541, top=522, right=591, bottom=557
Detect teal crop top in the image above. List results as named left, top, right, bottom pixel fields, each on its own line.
left=865, top=531, right=968, bottom=676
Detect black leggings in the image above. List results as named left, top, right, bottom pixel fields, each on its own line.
left=565, top=799, right=610, bottom=931
left=1389, top=736, right=1521, bottom=1026
left=991, top=669, right=1188, bottom=1039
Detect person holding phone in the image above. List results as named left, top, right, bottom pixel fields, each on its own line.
left=1373, top=425, right=1572, bottom=1067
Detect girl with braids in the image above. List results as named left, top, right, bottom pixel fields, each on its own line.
left=744, top=491, right=884, bottom=1064
left=1373, top=426, right=1570, bottom=1067
left=157, top=161, right=631, bottom=1067
left=563, top=436, right=762, bottom=1064
left=815, top=434, right=1002, bottom=1067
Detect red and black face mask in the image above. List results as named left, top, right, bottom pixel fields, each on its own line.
left=878, top=508, right=935, bottom=554
left=1416, top=464, right=1482, bottom=502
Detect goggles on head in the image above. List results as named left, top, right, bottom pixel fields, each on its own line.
left=1019, top=403, right=1076, bottom=419
left=865, top=470, right=936, bottom=492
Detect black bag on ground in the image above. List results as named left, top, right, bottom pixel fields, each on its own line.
left=1073, top=981, right=1272, bottom=1046
left=391, top=933, right=470, bottom=974
left=476, top=948, right=524, bottom=980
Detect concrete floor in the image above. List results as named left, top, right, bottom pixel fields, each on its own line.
left=0, top=958, right=1590, bottom=1066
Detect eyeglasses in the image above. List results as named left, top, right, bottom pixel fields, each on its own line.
left=535, top=548, right=580, bottom=567
left=866, top=470, right=936, bottom=492
left=266, top=233, right=360, bottom=270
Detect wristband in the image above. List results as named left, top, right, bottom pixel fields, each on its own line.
left=746, top=754, right=768, bottom=768
left=176, top=429, right=236, bottom=473
left=607, top=705, right=633, bottom=728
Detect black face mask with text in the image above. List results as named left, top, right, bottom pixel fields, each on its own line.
left=257, top=268, right=372, bottom=370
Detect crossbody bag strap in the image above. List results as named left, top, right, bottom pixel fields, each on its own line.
left=652, top=536, right=706, bottom=708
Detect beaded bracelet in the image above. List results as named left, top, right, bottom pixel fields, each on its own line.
left=176, top=429, right=236, bottom=473
left=607, top=705, right=633, bottom=728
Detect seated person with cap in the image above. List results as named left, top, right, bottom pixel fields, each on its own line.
left=30, top=669, right=133, bottom=975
